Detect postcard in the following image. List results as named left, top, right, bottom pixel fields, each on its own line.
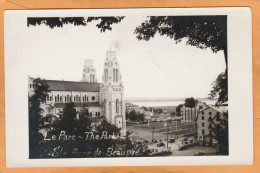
left=4, top=7, right=253, bottom=166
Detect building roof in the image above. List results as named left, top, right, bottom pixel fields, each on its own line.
left=198, top=106, right=226, bottom=114
left=45, top=80, right=100, bottom=92
left=125, top=102, right=140, bottom=107
left=54, top=102, right=102, bottom=108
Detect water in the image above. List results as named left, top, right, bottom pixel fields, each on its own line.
left=128, top=100, right=216, bottom=107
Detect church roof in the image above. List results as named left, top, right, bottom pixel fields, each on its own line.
left=45, top=80, right=100, bottom=92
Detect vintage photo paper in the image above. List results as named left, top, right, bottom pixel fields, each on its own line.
left=5, top=8, right=253, bottom=166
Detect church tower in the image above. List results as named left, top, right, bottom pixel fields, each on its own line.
left=82, top=59, right=97, bottom=83
left=100, top=51, right=126, bottom=136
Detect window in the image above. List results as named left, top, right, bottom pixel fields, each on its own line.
left=202, top=129, right=205, bottom=135
left=116, top=69, right=118, bottom=82
left=201, top=111, right=204, bottom=115
left=202, top=116, right=204, bottom=120
left=105, top=69, right=108, bottom=82
left=199, top=106, right=203, bottom=109
left=209, top=123, right=212, bottom=128
left=91, top=96, right=95, bottom=101
left=202, top=123, right=204, bottom=127
left=209, top=112, right=212, bottom=115
left=116, top=99, right=119, bottom=114
left=50, top=96, right=52, bottom=101
left=113, top=69, right=115, bottom=82
left=95, top=112, right=98, bottom=117
left=89, top=112, right=92, bottom=117
left=55, top=96, right=57, bottom=102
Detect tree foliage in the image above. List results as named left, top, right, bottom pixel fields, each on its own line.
left=128, top=110, right=145, bottom=122
left=57, top=102, right=77, bottom=133
left=154, top=108, right=163, bottom=114
left=77, top=108, right=92, bottom=135
left=28, top=78, right=50, bottom=158
left=129, top=110, right=137, bottom=122
left=209, top=112, right=229, bottom=155
left=96, top=119, right=121, bottom=136
left=28, top=17, right=124, bottom=32
left=63, top=102, right=77, bottom=121
left=184, top=97, right=198, bottom=108
left=208, top=71, right=228, bottom=107
left=175, top=104, right=183, bottom=117
left=134, top=16, right=227, bottom=65
left=78, top=107, right=89, bottom=119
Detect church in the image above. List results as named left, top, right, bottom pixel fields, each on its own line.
left=28, top=50, right=126, bottom=136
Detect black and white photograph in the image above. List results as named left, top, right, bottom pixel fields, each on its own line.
left=5, top=8, right=253, bottom=166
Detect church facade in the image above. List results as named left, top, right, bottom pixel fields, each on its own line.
left=28, top=50, right=126, bottom=136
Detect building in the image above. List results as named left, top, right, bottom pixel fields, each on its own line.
left=28, top=50, right=126, bottom=136
left=125, top=103, right=141, bottom=113
left=181, top=107, right=197, bottom=123
left=196, top=106, right=226, bottom=146
left=82, top=59, right=97, bottom=83
left=196, top=102, right=208, bottom=111
left=181, top=101, right=208, bottom=124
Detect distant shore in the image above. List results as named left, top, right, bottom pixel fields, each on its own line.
left=126, top=98, right=216, bottom=107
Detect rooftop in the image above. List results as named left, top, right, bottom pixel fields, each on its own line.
left=45, top=80, right=100, bottom=92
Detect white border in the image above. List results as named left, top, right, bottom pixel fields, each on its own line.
left=4, top=7, right=253, bottom=167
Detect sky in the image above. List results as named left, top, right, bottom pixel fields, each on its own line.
left=25, top=16, right=226, bottom=99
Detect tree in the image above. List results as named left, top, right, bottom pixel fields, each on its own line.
left=184, top=97, right=198, bottom=108
left=78, top=107, right=89, bottom=119
left=155, top=108, right=163, bottom=114
left=59, top=102, right=77, bottom=133
left=28, top=17, right=124, bottom=32
left=175, top=104, right=183, bottom=117
left=141, top=106, right=148, bottom=111
left=209, top=112, right=228, bottom=155
left=76, top=108, right=92, bottom=135
left=208, top=71, right=228, bottom=107
left=28, top=78, right=49, bottom=158
left=129, top=110, right=137, bottom=122
left=96, top=119, right=121, bottom=136
left=136, top=113, right=145, bottom=122
left=126, top=111, right=130, bottom=120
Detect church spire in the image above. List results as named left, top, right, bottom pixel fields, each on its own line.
left=100, top=50, right=126, bottom=136
left=102, top=51, right=122, bottom=85
left=82, top=59, right=97, bottom=83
